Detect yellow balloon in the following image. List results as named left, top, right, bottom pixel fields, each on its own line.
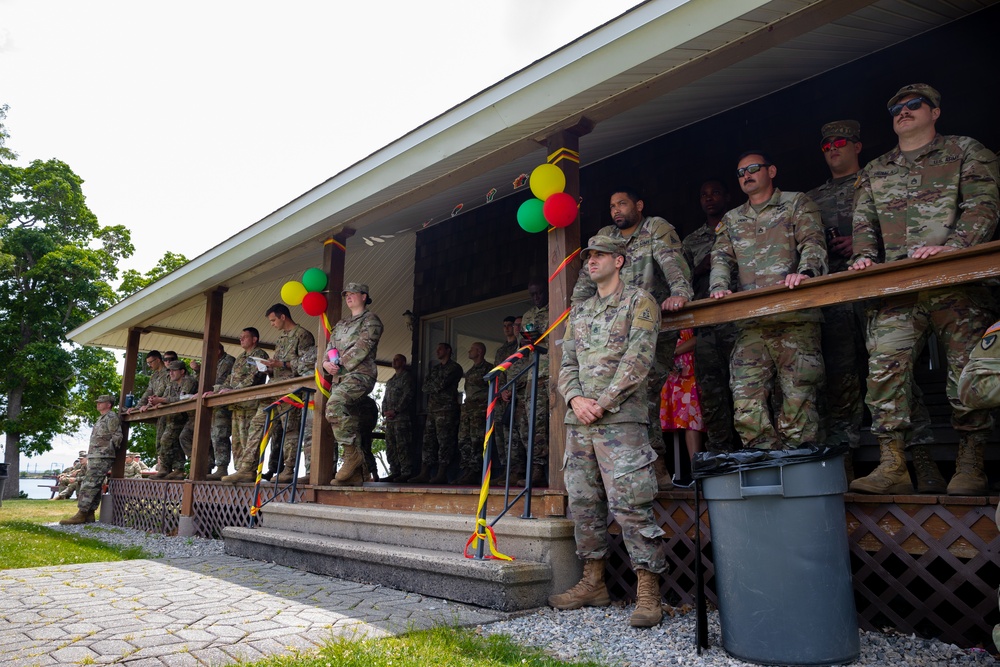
left=529, top=163, right=566, bottom=200
left=281, top=281, right=308, bottom=306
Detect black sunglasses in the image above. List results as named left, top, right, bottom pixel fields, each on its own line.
left=889, top=97, right=932, bottom=117
left=736, top=163, right=770, bottom=178
left=822, top=138, right=850, bottom=153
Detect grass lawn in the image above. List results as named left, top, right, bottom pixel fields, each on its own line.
left=246, top=625, right=607, bottom=667
left=0, top=499, right=149, bottom=569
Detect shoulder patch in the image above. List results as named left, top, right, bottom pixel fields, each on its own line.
left=982, top=334, right=996, bottom=351
left=714, top=220, right=725, bottom=235
left=634, top=302, right=657, bottom=331
left=984, top=321, right=1000, bottom=338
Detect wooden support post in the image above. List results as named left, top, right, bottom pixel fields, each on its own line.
left=113, top=327, right=143, bottom=479
left=544, top=122, right=591, bottom=491
left=311, top=231, right=354, bottom=486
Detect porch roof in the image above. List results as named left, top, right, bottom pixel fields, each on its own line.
left=67, top=0, right=997, bottom=364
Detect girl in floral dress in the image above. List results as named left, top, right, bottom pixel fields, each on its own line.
left=660, top=329, right=704, bottom=482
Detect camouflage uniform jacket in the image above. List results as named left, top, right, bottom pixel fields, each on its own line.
left=136, top=368, right=169, bottom=408
left=463, top=360, right=492, bottom=406
left=853, top=134, right=999, bottom=264
left=682, top=223, right=718, bottom=300
left=216, top=353, right=236, bottom=387
left=273, top=324, right=315, bottom=381
left=383, top=369, right=415, bottom=420
left=958, top=320, right=1000, bottom=409
left=326, top=309, right=383, bottom=383
left=218, top=348, right=268, bottom=392
left=293, top=345, right=318, bottom=377
left=559, top=281, right=660, bottom=425
left=710, top=188, right=827, bottom=324
left=806, top=173, right=856, bottom=273
left=123, top=461, right=143, bottom=479
left=511, top=305, right=549, bottom=387
left=423, top=359, right=463, bottom=413
left=164, top=374, right=199, bottom=422
left=88, top=411, right=123, bottom=459
left=572, top=216, right=693, bottom=305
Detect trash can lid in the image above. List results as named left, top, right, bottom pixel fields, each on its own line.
left=692, top=444, right=848, bottom=479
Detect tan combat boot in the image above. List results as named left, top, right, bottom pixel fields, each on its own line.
left=652, top=456, right=674, bottom=492
left=630, top=569, right=664, bottom=627
left=206, top=466, right=229, bottom=481
left=428, top=467, right=449, bottom=484
left=849, top=434, right=913, bottom=494
left=164, top=470, right=186, bottom=480
left=408, top=464, right=432, bottom=484
left=221, top=466, right=257, bottom=484
left=947, top=433, right=989, bottom=496
left=330, top=445, right=367, bottom=486
left=59, top=510, right=96, bottom=525
left=549, top=559, right=611, bottom=610
left=910, top=444, right=947, bottom=494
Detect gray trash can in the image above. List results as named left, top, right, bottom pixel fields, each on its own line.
left=699, top=447, right=859, bottom=666
left=0, top=462, right=8, bottom=507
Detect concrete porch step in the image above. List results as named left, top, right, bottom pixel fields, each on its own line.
left=223, top=525, right=552, bottom=611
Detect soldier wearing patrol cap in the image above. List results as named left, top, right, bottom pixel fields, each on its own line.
left=59, top=395, right=122, bottom=524
left=553, top=235, right=668, bottom=628
left=850, top=83, right=1000, bottom=495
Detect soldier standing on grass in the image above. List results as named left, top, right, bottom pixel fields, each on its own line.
left=552, top=235, right=667, bottom=629
left=59, top=396, right=122, bottom=525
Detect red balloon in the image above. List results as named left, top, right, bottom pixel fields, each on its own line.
left=543, top=192, right=578, bottom=228
left=301, top=291, right=328, bottom=317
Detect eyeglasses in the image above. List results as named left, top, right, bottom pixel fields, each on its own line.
left=736, top=163, right=770, bottom=178
left=822, top=138, right=850, bottom=153
left=889, top=97, right=931, bottom=117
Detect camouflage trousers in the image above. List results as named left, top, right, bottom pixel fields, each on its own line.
left=179, top=411, right=195, bottom=459
left=731, top=322, right=824, bottom=449
left=694, top=322, right=739, bottom=452
left=513, top=378, right=549, bottom=471
left=211, top=406, right=232, bottom=468
left=564, top=422, right=666, bottom=573
left=158, top=415, right=188, bottom=472
left=865, top=287, right=995, bottom=437
left=77, top=456, right=114, bottom=514
left=324, top=373, right=376, bottom=458
left=244, top=403, right=285, bottom=472
left=230, top=407, right=257, bottom=471
left=384, top=417, right=413, bottom=477
left=457, top=400, right=487, bottom=471
left=57, top=480, right=79, bottom=500
left=820, top=302, right=866, bottom=448
left=959, top=356, right=1000, bottom=410
left=495, top=400, right=523, bottom=473
left=279, top=404, right=309, bottom=473
left=422, top=409, right=459, bottom=468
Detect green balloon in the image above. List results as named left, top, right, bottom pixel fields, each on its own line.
left=301, top=267, right=328, bottom=293
left=517, top=198, right=548, bottom=233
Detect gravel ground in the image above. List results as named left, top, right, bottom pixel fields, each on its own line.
left=44, top=524, right=998, bottom=665
left=480, top=604, right=998, bottom=666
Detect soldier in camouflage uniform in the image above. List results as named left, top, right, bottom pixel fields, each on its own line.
left=493, top=316, right=522, bottom=476
left=60, top=396, right=123, bottom=525
left=54, top=455, right=86, bottom=500
left=683, top=180, right=739, bottom=452
left=572, top=189, right=693, bottom=489
left=382, top=354, right=415, bottom=482
left=255, top=304, right=316, bottom=483
left=213, top=328, right=268, bottom=483
left=513, top=282, right=551, bottom=487
left=710, top=151, right=828, bottom=450
left=553, top=235, right=667, bottom=628
left=151, top=360, right=198, bottom=478
left=128, top=351, right=170, bottom=472
left=849, top=84, right=999, bottom=495
left=123, top=452, right=143, bottom=479
left=956, top=319, right=1000, bottom=651
left=807, top=120, right=944, bottom=487
left=322, top=283, right=383, bottom=486
left=292, top=344, right=318, bottom=482
left=206, top=344, right=236, bottom=479
left=381, top=354, right=414, bottom=481
left=411, top=342, right=463, bottom=484
left=455, top=342, right=491, bottom=485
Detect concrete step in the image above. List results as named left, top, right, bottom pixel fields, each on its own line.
left=222, top=525, right=552, bottom=611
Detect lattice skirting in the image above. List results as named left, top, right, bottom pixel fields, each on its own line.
left=107, top=480, right=304, bottom=539
left=604, top=494, right=999, bottom=650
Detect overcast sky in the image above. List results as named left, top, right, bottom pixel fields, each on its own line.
left=1, top=0, right=640, bottom=470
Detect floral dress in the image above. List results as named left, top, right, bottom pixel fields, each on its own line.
left=660, top=329, right=704, bottom=431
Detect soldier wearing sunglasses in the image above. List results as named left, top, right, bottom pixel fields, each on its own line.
left=849, top=83, right=1000, bottom=496
left=709, top=150, right=828, bottom=451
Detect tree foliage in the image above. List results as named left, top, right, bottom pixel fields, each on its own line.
left=118, top=251, right=189, bottom=298
left=0, top=105, right=132, bottom=494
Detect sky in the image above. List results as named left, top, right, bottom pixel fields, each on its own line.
left=1, top=0, right=641, bottom=471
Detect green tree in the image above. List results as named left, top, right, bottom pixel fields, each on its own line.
left=118, top=251, right=189, bottom=297
left=0, top=105, right=133, bottom=498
